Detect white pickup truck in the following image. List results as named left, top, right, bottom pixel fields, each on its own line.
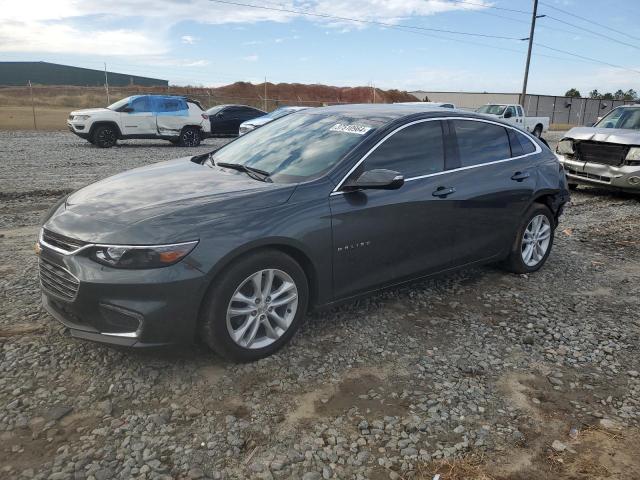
left=476, top=104, right=549, bottom=138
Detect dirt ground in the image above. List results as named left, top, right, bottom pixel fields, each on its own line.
left=0, top=130, right=639, bottom=480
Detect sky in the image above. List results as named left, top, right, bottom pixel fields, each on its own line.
left=1, top=0, right=639, bottom=95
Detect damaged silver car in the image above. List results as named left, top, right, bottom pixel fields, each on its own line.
left=556, top=104, right=640, bottom=192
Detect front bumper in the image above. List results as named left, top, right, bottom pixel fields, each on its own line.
left=67, top=121, right=90, bottom=139
left=38, top=240, right=207, bottom=347
left=556, top=154, right=640, bottom=191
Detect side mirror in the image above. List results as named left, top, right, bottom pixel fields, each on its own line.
left=504, top=110, right=513, bottom=119
left=343, top=169, right=404, bottom=191
left=121, top=106, right=134, bottom=113
left=216, top=112, right=224, bottom=118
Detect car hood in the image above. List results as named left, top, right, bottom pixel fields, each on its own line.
left=45, top=157, right=295, bottom=244
left=69, top=108, right=114, bottom=116
left=564, top=127, right=640, bottom=145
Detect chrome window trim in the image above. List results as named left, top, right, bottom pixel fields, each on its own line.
left=39, top=230, right=198, bottom=257
left=330, top=116, right=541, bottom=196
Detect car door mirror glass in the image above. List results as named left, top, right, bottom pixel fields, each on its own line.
left=120, top=106, right=134, bottom=113
left=504, top=110, right=513, bottom=118
left=343, top=169, right=404, bottom=191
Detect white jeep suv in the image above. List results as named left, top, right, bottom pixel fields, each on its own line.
left=67, top=95, right=211, bottom=148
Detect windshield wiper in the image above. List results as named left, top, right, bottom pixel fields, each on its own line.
left=216, top=162, right=272, bottom=182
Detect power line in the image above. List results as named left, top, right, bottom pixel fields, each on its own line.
left=539, top=1, right=640, bottom=42
left=208, top=0, right=524, bottom=40
left=543, top=15, right=640, bottom=50
left=534, top=42, right=640, bottom=75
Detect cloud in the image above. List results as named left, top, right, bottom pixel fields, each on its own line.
left=0, top=21, right=165, bottom=56
left=0, top=0, right=493, bottom=57
left=242, top=54, right=259, bottom=62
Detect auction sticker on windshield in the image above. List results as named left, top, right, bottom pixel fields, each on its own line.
left=329, top=123, right=373, bottom=135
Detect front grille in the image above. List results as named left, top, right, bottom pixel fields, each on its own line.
left=39, top=257, right=79, bottom=301
left=42, top=229, right=87, bottom=253
left=566, top=168, right=611, bottom=183
left=576, top=141, right=628, bottom=166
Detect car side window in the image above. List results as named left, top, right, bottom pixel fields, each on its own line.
left=363, top=121, right=445, bottom=178
left=155, top=97, right=188, bottom=116
left=516, top=130, right=536, bottom=154
left=505, top=106, right=516, bottom=117
left=130, top=96, right=151, bottom=113
left=517, top=106, right=524, bottom=117
left=453, top=120, right=511, bottom=167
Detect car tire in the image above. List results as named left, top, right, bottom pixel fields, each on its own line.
left=502, top=203, right=555, bottom=274
left=532, top=125, right=543, bottom=138
left=200, top=249, right=309, bottom=362
left=178, top=127, right=201, bottom=147
left=92, top=125, right=118, bottom=148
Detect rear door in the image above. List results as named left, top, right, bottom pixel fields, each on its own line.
left=330, top=119, right=459, bottom=299
left=154, top=96, right=189, bottom=136
left=443, top=119, right=537, bottom=266
left=121, top=96, right=156, bottom=135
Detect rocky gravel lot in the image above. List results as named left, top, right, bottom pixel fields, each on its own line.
left=1, top=130, right=639, bottom=480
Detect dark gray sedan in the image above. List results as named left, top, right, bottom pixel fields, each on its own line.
left=38, top=105, right=569, bottom=361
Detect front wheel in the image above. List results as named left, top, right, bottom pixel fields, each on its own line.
left=502, top=204, right=555, bottom=274
left=200, top=250, right=309, bottom=362
left=178, top=127, right=201, bottom=147
left=92, top=125, right=117, bottom=148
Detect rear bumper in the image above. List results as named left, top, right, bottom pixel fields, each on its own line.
left=557, top=154, right=640, bottom=191
left=38, top=245, right=207, bottom=347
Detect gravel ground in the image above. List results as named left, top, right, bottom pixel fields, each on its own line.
left=1, top=130, right=639, bottom=480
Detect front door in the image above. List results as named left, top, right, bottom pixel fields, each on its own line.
left=330, top=120, right=458, bottom=299
left=121, top=96, right=156, bottom=136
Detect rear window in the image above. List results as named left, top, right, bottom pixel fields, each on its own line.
left=453, top=120, right=511, bottom=167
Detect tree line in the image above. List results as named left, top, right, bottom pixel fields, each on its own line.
left=564, top=88, right=638, bottom=100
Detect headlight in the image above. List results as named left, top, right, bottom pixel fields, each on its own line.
left=73, top=115, right=90, bottom=121
left=626, top=147, right=640, bottom=161
left=90, top=241, right=198, bottom=269
left=557, top=139, right=574, bottom=155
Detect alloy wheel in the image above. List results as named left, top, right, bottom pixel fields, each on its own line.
left=182, top=129, right=198, bottom=146
left=98, top=128, right=115, bottom=146
left=226, top=269, right=298, bottom=349
left=521, top=214, right=551, bottom=267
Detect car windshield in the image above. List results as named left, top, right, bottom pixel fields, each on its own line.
left=107, top=97, right=131, bottom=110
left=595, top=107, right=640, bottom=130
left=477, top=105, right=506, bottom=115
left=211, top=112, right=379, bottom=183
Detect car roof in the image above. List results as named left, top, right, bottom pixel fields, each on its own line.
left=301, top=103, right=470, bottom=122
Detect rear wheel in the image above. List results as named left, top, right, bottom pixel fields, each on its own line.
left=532, top=125, right=543, bottom=138
left=178, top=127, right=201, bottom=147
left=92, top=125, right=117, bottom=148
left=502, top=203, right=555, bottom=274
left=200, top=250, right=308, bottom=361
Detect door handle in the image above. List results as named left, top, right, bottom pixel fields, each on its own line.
left=432, top=186, right=456, bottom=198
left=511, top=171, right=530, bottom=182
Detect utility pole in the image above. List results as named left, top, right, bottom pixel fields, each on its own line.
left=28, top=80, right=37, bottom=130
left=104, top=62, right=110, bottom=104
left=264, top=76, right=267, bottom=111
left=520, top=0, right=544, bottom=106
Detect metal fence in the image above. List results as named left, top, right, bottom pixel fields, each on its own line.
left=520, top=94, right=634, bottom=126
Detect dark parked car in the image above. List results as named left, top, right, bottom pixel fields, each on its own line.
left=206, top=104, right=265, bottom=136
left=38, top=105, right=569, bottom=361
